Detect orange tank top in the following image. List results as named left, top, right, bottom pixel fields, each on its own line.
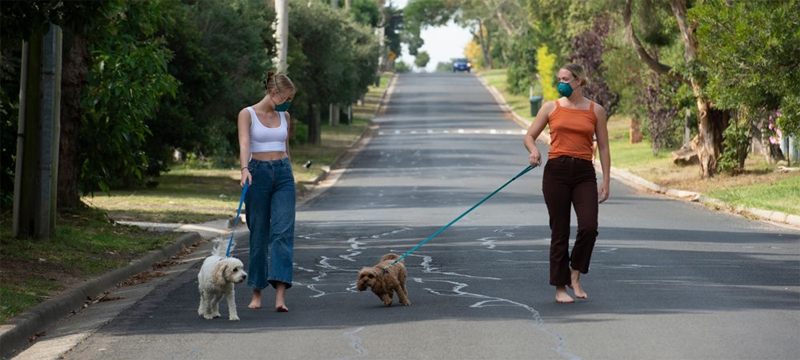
left=547, top=100, right=597, bottom=161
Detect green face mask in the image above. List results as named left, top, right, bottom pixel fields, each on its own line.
left=275, top=101, right=291, bottom=112
left=557, top=82, right=573, bottom=97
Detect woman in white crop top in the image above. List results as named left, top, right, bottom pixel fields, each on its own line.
left=237, top=71, right=297, bottom=313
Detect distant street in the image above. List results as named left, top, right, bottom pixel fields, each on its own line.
left=65, top=72, right=800, bottom=360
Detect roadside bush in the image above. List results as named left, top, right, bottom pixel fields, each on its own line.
left=718, top=117, right=752, bottom=174
left=395, top=61, right=411, bottom=73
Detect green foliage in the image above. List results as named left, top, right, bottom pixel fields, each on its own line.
left=504, top=29, right=538, bottom=95
left=777, top=96, right=800, bottom=138
left=383, top=4, right=404, bottom=61
left=149, top=0, right=272, bottom=172
left=435, top=61, right=452, bottom=72
left=80, top=0, right=178, bottom=192
left=285, top=1, right=379, bottom=142
left=0, top=43, right=19, bottom=210
left=693, top=0, right=800, bottom=138
left=525, top=0, right=619, bottom=65
left=415, top=51, right=431, bottom=69
left=403, top=0, right=457, bottom=55
left=602, top=25, right=648, bottom=118
left=395, top=61, right=412, bottom=73
left=718, top=117, right=751, bottom=174
left=349, top=0, right=381, bottom=27
left=0, top=1, right=110, bottom=209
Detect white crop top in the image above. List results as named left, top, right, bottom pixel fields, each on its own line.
left=247, top=107, right=287, bottom=153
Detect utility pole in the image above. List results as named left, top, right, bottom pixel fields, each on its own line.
left=329, top=0, right=340, bottom=126
left=13, top=23, right=63, bottom=240
left=274, top=0, right=288, bottom=73
left=376, top=0, right=386, bottom=86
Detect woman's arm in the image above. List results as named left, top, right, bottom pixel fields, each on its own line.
left=237, top=109, right=252, bottom=186
left=594, top=104, right=610, bottom=203
left=523, top=101, right=555, bottom=167
left=284, top=112, right=292, bottom=160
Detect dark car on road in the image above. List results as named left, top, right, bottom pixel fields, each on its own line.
left=452, top=58, right=471, bottom=73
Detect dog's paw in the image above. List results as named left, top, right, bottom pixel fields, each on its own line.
left=401, top=301, right=411, bottom=306
left=229, top=315, right=240, bottom=321
left=202, top=313, right=215, bottom=320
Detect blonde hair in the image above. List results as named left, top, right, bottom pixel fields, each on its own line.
left=264, top=71, right=296, bottom=97
left=562, top=63, right=588, bottom=87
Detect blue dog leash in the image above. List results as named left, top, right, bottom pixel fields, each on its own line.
left=226, top=181, right=249, bottom=257
left=386, top=164, right=536, bottom=269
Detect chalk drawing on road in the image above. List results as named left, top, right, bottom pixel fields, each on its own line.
left=413, top=277, right=581, bottom=360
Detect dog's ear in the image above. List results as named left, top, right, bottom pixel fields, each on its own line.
left=212, top=261, right=228, bottom=287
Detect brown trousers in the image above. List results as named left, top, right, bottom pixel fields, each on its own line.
left=542, top=156, right=599, bottom=286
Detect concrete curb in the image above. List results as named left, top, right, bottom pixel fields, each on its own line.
left=476, top=73, right=800, bottom=229
left=0, top=231, right=202, bottom=358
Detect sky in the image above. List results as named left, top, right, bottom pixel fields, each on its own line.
left=391, top=0, right=473, bottom=72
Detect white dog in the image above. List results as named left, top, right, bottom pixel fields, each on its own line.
left=197, top=240, right=247, bottom=321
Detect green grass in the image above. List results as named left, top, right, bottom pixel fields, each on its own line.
left=605, top=116, right=675, bottom=173
left=0, top=280, right=58, bottom=323
left=707, top=175, right=800, bottom=215
left=83, top=169, right=243, bottom=223
left=480, top=69, right=534, bottom=119
left=0, top=208, right=174, bottom=322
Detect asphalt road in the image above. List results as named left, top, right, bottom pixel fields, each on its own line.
left=63, top=73, right=800, bottom=360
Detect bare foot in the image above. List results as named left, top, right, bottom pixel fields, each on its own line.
left=570, top=269, right=588, bottom=299
left=555, top=286, right=574, bottom=304
left=248, top=289, right=262, bottom=309
left=275, top=283, right=287, bottom=312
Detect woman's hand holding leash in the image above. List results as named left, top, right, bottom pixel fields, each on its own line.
left=528, top=148, right=542, bottom=168
left=241, top=168, right=252, bottom=187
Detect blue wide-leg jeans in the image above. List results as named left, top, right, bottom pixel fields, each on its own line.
left=245, top=158, right=295, bottom=289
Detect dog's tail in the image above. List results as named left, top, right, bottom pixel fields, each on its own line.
left=212, top=237, right=233, bottom=257
left=380, top=253, right=401, bottom=262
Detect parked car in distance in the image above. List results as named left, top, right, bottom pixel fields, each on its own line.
left=452, top=58, right=471, bottom=73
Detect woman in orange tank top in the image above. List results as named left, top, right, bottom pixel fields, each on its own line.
left=523, top=63, right=611, bottom=304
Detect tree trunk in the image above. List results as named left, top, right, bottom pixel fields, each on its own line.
left=672, top=0, right=729, bottom=177
left=14, top=24, right=62, bottom=239
left=57, top=32, right=89, bottom=209
left=308, top=103, right=321, bottom=145
left=477, top=20, right=493, bottom=69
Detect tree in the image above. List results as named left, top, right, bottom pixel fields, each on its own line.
left=624, top=0, right=730, bottom=178
left=349, top=0, right=381, bottom=27
left=535, top=45, right=558, bottom=100
left=1, top=1, right=110, bottom=209
left=568, top=13, right=619, bottom=116
left=693, top=0, right=800, bottom=166
left=147, top=0, right=273, bottom=173
left=287, top=1, right=378, bottom=144
left=414, top=51, right=430, bottom=69
left=464, top=40, right=483, bottom=69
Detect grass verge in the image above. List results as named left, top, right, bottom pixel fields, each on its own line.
left=0, top=208, right=174, bottom=323
left=479, top=68, right=799, bottom=215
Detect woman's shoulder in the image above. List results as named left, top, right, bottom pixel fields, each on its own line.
left=588, top=99, right=607, bottom=118
left=238, top=107, right=253, bottom=121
